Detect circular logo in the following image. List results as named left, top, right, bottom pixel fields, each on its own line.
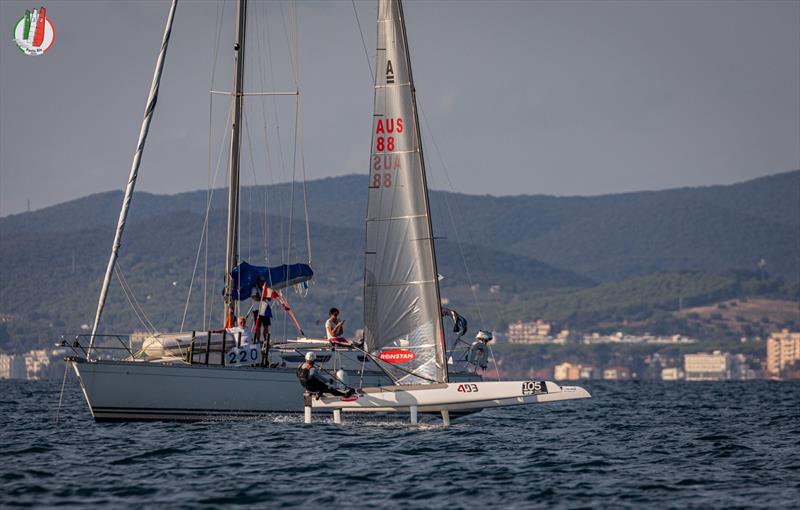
left=13, top=7, right=55, bottom=56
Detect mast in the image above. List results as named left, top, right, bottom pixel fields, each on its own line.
left=224, top=0, right=248, bottom=327
left=396, top=0, right=448, bottom=383
left=88, top=0, right=178, bottom=353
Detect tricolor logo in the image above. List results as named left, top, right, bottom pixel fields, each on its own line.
left=13, top=7, right=55, bottom=56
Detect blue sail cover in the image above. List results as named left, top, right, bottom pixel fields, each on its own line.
left=228, top=262, right=313, bottom=301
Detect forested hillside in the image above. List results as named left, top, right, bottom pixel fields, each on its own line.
left=0, top=170, right=797, bottom=351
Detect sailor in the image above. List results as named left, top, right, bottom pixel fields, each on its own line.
left=297, top=352, right=354, bottom=398
left=325, top=308, right=347, bottom=345
left=250, top=277, right=272, bottom=342
left=225, top=315, right=252, bottom=345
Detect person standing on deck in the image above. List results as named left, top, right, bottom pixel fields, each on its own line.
left=250, top=277, right=272, bottom=343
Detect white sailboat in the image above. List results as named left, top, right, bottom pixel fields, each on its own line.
left=66, top=0, right=481, bottom=422
left=308, top=0, right=590, bottom=424
left=67, top=0, right=589, bottom=424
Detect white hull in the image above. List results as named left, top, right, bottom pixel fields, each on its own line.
left=68, top=358, right=479, bottom=421
left=311, top=380, right=591, bottom=414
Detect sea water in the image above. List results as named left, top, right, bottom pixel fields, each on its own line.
left=1, top=379, right=797, bottom=508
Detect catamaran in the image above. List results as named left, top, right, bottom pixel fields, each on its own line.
left=66, top=0, right=590, bottom=423
left=306, top=0, right=589, bottom=425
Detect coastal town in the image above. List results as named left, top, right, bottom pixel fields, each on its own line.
left=496, top=320, right=800, bottom=381
left=2, top=323, right=798, bottom=382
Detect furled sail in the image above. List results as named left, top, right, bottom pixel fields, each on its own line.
left=228, top=262, right=313, bottom=300
left=363, top=0, right=447, bottom=384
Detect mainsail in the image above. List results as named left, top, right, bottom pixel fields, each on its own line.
left=363, top=0, right=447, bottom=385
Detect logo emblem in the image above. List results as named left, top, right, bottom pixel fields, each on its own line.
left=13, top=7, right=55, bottom=56
left=378, top=349, right=416, bottom=364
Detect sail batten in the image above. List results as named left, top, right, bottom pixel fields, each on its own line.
left=363, top=0, right=447, bottom=385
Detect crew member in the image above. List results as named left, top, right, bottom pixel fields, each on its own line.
left=250, top=277, right=272, bottom=342
left=325, top=308, right=347, bottom=345
left=225, top=315, right=252, bottom=345
left=297, top=352, right=354, bottom=398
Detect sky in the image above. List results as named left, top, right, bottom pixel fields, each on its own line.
left=0, top=0, right=798, bottom=216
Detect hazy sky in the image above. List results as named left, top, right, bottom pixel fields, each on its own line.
left=1, top=0, right=798, bottom=216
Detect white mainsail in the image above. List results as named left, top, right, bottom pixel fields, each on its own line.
left=363, top=0, right=447, bottom=385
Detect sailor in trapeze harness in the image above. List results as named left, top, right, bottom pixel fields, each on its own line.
left=297, top=352, right=356, bottom=400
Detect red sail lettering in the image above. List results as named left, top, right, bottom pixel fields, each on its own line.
left=396, top=118, right=403, bottom=133
left=375, top=119, right=385, bottom=134
left=386, top=119, right=394, bottom=133
left=373, top=155, right=381, bottom=171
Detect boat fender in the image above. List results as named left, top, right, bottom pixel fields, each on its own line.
left=467, top=341, right=489, bottom=369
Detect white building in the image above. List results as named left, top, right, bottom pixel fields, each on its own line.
left=507, top=320, right=552, bottom=344
left=603, top=367, right=630, bottom=380
left=0, top=354, right=26, bottom=379
left=661, top=367, right=683, bottom=381
left=554, top=362, right=579, bottom=381
left=684, top=351, right=731, bottom=381
left=25, top=350, right=52, bottom=380
left=766, top=329, right=800, bottom=376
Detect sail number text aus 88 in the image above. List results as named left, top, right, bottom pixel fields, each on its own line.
left=372, top=117, right=403, bottom=188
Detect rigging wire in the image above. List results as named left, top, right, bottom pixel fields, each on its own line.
left=418, top=100, right=502, bottom=381
left=204, top=0, right=227, bottom=330
left=263, top=1, right=289, bottom=267
left=253, top=0, right=273, bottom=269
left=115, top=263, right=158, bottom=335
left=351, top=0, right=374, bottom=83
left=243, top=110, right=267, bottom=256
left=261, top=0, right=289, bottom=341
left=180, top=104, right=233, bottom=333
left=298, top=98, right=312, bottom=266
left=418, top=102, right=485, bottom=328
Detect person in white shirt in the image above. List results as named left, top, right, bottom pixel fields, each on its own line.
left=325, top=307, right=347, bottom=345
left=226, top=316, right=252, bottom=345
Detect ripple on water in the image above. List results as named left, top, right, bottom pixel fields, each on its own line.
left=1, top=380, right=799, bottom=508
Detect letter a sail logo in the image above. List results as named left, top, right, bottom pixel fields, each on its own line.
left=13, top=6, right=55, bottom=56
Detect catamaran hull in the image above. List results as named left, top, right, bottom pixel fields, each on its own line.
left=311, top=381, right=591, bottom=414
left=68, top=358, right=480, bottom=421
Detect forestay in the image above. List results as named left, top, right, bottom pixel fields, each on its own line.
left=363, top=0, right=446, bottom=385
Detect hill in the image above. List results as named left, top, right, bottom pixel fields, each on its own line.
left=0, top=170, right=797, bottom=351
left=4, top=170, right=796, bottom=281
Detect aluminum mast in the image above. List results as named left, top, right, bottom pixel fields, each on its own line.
left=88, top=0, right=178, bottom=352
left=224, top=0, right=248, bottom=327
